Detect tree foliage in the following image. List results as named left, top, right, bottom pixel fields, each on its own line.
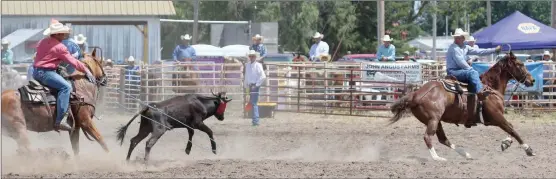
left=160, top=1, right=552, bottom=60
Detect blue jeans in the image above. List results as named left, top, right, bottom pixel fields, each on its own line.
left=250, top=86, right=260, bottom=125
left=448, top=69, right=483, bottom=93
left=33, top=68, right=72, bottom=124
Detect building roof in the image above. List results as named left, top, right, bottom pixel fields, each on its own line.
left=1, top=1, right=176, bottom=16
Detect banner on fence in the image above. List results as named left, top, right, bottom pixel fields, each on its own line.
left=472, top=62, right=543, bottom=93
left=360, top=62, right=422, bottom=83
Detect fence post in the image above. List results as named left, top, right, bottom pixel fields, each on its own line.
left=297, top=67, right=301, bottom=113
left=118, top=67, right=125, bottom=108
left=349, top=69, right=354, bottom=116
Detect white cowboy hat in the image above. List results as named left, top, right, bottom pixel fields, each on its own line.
left=312, top=32, right=324, bottom=39
left=180, top=34, right=192, bottom=40
left=127, top=56, right=135, bottom=62
left=74, top=34, right=87, bottom=44
left=382, top=35, right=393, bottom=41
left=252, top=34, right=263, bottom=40
left=1, top=39, right=9, bottom=45
left=247, top=50, right=260, bottom=57
left=451, top=28, right=469, bottom=37
left=106, top=59, right=112, bottom=63
left=467, top=36, right=476, bottom=42
left=43, top=20, right=70, bottom=36
left=544, top=51, right=553, bottom=57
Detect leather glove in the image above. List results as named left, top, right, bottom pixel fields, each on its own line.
left=495, top=45, right=502, bottom=53
left=85, top=70, right=96, bottom=84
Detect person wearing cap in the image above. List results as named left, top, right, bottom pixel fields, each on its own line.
left=466, top=36, right=480, bottom=62
left=244, top=50, right=266, bottom=126
left=74, top=34, right=89, bottom=54
left=445, top=28, right=501, bottom=128
left=403, top=51, right=411, bottom=61
left=57, top=23, right=83, bottom=74
left=34, top=19, right=96, bottom=132
left=250, top=34, right=267, bottom=58
left=543, top=51, right=553, bottom=62
left=309, top=32, right=329, bottom=62
left=1, top=39, right=14, bottom=65
left=376, top=35, right=396, bottom=62
left=172, top=34, right=196, bottom=62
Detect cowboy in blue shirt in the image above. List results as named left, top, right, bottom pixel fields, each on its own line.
left=172, top=34, right=196, bottom=62
left=376, top=35, right=396, bottom=62
left=250, top=34, right=267, bottom=58
left=60, top=28, right=83, bottom=74
left=445, top=28, right=501, bottom=128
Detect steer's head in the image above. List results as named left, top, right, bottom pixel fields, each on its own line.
left=212, top=91, right=232, bottom=121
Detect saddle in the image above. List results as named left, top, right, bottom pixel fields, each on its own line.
left=439, top=75, right=468, bottom=94
left=18, top=67, right=83, bottom=105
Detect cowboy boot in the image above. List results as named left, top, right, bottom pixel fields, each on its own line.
left=54, top=112, right=73, bottom=132
left=465, top=94, right=478, bottom=128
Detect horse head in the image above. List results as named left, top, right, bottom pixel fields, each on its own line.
left=82, top=48, right=108, bottom=86
left=497, top=51, right=535, bottom=87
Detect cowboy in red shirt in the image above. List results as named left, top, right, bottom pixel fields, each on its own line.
left=33, top=19, right=95, bottom=131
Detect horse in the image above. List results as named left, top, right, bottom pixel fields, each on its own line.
left=1, top=48, right=109, bottom=156
left=388, top=51, right=536, bottom=161
left=172, top=62, right=199, bottom=94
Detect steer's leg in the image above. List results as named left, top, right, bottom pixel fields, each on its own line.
left=144, top=123, right=166, bottom=161
left=126, top=118, right=152, bottom=161
left=198, top=122, right=217, bottom=154
left=185, top=127, right=195, bottom=155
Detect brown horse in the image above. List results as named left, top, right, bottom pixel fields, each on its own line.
left=389, top=52, right=536, bottom=161
left=172, top=63, right=199, bottom=94
left=1, top=49, right=109, bottom=156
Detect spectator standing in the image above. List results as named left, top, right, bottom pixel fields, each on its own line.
left=250, top=34, right=267, bottom=58
left=1, top=39, right=14, bottom=65
left=244, top=50, right=266, bottom=126
left=123, top=56, right=141, bottom=109
left=309, top=32, right=329, bottom=62
left=376, top=35, right=396, bottom=62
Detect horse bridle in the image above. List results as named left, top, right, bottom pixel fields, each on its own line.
left=84, top=47, right=108, bottom=87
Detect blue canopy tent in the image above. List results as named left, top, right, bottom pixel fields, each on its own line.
left=473, top=11, right=556, bottom=50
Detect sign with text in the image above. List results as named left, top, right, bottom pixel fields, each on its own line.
left=472, top=62, right=543, bottom=93
left=361, top=62, right=422, bottom=83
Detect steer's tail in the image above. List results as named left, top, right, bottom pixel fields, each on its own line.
left=116, top=107, right=148, bottom=146
left=389, top=92, right=415, bottom=125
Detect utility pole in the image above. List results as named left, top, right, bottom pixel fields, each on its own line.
left=192, top=0, right=200, bottom=44
left=432, top=0, right=437, bottom=61
left=487, top=0, right=492, bottom=26
left=377, top=0, right=385, bottom=49
left=445, top=15, right=449, bottom=36
left=552, top=0, right=555, bottom=60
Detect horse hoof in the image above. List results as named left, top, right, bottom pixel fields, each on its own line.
left=525, top=147, right=536, bottom=156
left=432, top=156, right=447, bottom=161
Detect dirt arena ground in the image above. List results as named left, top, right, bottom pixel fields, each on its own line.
left=2, top=109, right=556, bottom=178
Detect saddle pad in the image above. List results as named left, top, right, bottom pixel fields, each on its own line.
left=440, top=80, right=466, bottom=94
left=18, top=86, right=57, bottom=104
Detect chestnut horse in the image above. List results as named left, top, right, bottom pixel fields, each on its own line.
left=389, top=52, right=536, bottom=161
left=1, top=49, right=109, bottom=156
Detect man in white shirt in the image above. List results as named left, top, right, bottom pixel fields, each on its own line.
left=244, top=50, right=266, bottom=126
left=309, top=32, right=329, bottom=62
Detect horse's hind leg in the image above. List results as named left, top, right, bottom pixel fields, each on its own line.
left=423, top=118, right=446, bottom=161
left=436, top=122, right=472, bottom=159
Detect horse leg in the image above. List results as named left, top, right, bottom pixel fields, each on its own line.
left=436, top=122, right=472, bottom=159
left=126, top=118, right=151, bottom=161
left=79, top=113, right=109, bottom=153
left=185, top=127, right=195, bottom=155
left=144, top=125, right=166, bottom=161
left=12, top=121, right=32, bottom=155
left=67, top=115, right=81, bottom=156
left=498, top=122, right=535, bottom=156
left=424, top=119, right=446, bottom=161
left=198, top=123, right=217, bottom=154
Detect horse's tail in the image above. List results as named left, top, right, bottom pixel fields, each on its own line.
left=116, top=107, right=148, bottom=146
left=389, top=92, right=415, bottom=125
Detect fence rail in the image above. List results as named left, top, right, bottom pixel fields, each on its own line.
left=5, top=61, right=556, bottom=115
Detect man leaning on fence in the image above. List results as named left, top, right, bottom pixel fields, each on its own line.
left=376, top=35, right=396, bottom=62
left=309, top=32, right=329, bottom=62
left=445, top=28, right=501, bottom=128
left=244, top=50, right=266, bottom=126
